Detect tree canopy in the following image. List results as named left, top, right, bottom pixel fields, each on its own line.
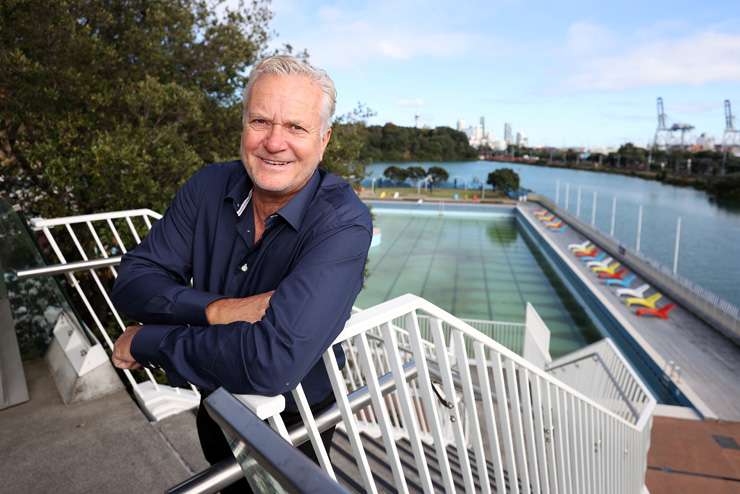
left=487, top=168, right=520, bottom=193
left=1, top=0, right=274, bottom=216
left=361, top=124, right=476, bottom=162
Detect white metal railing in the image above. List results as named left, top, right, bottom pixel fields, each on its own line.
left=548, top=187, right=740, bottom=322
left=546, top=339, right=654, bottom=427
left=237, top=293, right=656, bottom=494
left=26, top=209, right=200, bottom=420
left=417, top=314, right=526, bottom=355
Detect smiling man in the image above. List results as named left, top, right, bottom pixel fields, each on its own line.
left=110, top=56, right=372, bottom=492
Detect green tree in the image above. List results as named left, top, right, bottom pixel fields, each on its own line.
left=321, top=103, right=374, bottom=183
left=405, top=166, right=427, bottom=180
left=1, top=0, right=273, bottom=217
left=427, top=166, right=449, bottom=184
left=383, top=166, right=408, bottom=182
left=487, top=168, right=520, bottom=193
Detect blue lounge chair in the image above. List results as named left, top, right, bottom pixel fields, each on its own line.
left=581, top=252, right=606, bottom=263
left=606, top=273, right=636, bottom=288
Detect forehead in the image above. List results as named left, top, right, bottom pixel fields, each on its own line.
left=247, top=74, right=324, bottom=122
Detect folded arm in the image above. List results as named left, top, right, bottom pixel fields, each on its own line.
left=121, top=224, right=371, bottom=396
left=111, top=169, right=224, bottom=326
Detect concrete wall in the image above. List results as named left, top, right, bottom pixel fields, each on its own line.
left=530, top=194, right=740, bottom=346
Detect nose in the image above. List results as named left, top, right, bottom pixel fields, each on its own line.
left=264, top=124, right=287, bottom=153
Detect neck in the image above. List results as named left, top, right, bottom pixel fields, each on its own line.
left=251, top=188, right=295, bottom=222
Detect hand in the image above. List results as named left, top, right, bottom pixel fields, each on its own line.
left=206, top=290, right=275, bottom=325
left=113, top=325, right=143, bottom=369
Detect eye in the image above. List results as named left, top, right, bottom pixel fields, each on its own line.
left=289, top=124, right=307, bottom=133
left=250, top=118, right=270, bottom=129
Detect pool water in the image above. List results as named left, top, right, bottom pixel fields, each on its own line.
left=357, top=209, right=601, bottom=358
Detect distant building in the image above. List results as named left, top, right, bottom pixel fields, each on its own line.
left=504, top=123, right=512, bottom=145
left=515, top=131, right=528, bottom=147
left=456, top=119, right=465, bottom=132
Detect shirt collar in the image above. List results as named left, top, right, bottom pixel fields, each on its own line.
left=225, top=167, right=321, bottom=230
left=275, top=169, right=321, bottom=230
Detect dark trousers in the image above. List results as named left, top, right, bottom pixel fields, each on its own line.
left=196, top=393, right=336, bottom=494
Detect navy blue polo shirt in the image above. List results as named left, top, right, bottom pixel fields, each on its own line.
left=111, top=161, right=372, bottom=409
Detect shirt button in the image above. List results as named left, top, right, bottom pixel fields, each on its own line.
left=240, top=263, right=248, bottom=272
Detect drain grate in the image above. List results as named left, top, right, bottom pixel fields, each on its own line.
left=713, top=435, right=740, bottom=450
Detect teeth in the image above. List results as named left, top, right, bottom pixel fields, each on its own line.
left=262, top=158, right=289, bottom=166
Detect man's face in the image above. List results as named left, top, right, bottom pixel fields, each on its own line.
left=241, top=73, right=332, bottom=197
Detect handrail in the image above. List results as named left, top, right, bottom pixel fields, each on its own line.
left=546, top=350, right=640, bottom=421
left=13, top=257, right=122, bottom=280
left=169, top=360, right=421, bottom=494
left=28, top=208, right=162, bottom=228
left=342, top=294, right=650, bottom=429
left=201, top=388, right=348, bottom=494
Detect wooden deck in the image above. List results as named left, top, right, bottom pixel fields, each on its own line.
left=647, top=417, right=740, bottom=494
left=519, top=203, right=740, bottom=420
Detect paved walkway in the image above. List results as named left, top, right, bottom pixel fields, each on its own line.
left=647, top=416, right=740, bottom=494
left=0, top=360, right=208, bottom=494
left=519, top=203, right=740, bottom=420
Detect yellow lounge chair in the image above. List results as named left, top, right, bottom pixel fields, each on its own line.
left=539, top=214, right=555, bottom=222
left=592, top=262, right=621, bottom=274
left=625, top=292, right=662, bottom=309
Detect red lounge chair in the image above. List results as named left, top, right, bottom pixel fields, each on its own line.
left=575, top=247, right=598, bottom=258
left=598, top=268, right=627, bottom=280
left=636, top=303, right=676, bottom=319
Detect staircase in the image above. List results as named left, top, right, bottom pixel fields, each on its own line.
left=15, top=208, right=657, bottom=493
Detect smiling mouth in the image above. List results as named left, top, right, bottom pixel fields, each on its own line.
left=259, top=157, right=293, bottom=167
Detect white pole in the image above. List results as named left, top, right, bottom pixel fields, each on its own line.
left=636, top=205, right=643, bottom=252
left=565, top=183, right=570, bottom=210
left=591, top=191, right=597, bottom=226
left=576, top=186, right=582, bottom=217
left=673, top=216, right=682, bottom=274
left=610, top=196, right=617, bottom=236
left=555, top=180, right=560, bottom=204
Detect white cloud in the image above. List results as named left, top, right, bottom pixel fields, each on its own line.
left=566, top=30, right=740, bottom=90
left=269, top=3, right=482, bottom=68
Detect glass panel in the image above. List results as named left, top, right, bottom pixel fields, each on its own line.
left=0, top=199, right=79, bottom=359
left=223, top=431, right=290, bottom=494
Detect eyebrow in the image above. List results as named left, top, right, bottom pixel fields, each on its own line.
left=248, top=113, right=311, bottom=129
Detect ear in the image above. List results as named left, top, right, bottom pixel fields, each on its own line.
left=319, top=127, right=333, bottom=158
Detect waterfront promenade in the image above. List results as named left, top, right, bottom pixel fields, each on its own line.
left=519, top=202, right=740, bottom=421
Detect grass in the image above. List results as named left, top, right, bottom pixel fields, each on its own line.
left=359, top=187, right=511, bottom=202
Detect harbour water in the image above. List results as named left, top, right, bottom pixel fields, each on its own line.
left=365, top=161, right=740, bottom=309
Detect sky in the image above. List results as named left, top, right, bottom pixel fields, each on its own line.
left=251, top=0, right=740, bottom=148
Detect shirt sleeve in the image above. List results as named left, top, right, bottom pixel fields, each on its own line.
left=130, top=223, right=372, bottom=395
left=111, top=169, right=225, bottom=326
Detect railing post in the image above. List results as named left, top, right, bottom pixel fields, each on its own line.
left=565, top=183, right=570, bottom=210
left=610, top=196, right=617, bottom=236
left=555, top=180, right=560, bottom=204
left=673, top=216, right=682, bottom=275
left=576, top=186, right=582, bottom=217
left=635, top=205, right=643, bottom=253
left=591, top=190, right=598, bottom=226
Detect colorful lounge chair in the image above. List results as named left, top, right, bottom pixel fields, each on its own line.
left=598, top=268, right=627, bottom=280
left=592, top=262, right=621, bottom=275
left=616, top=284, right=650, bottom=299
left=606, top=274, right=636, bottom=287
left=581, top=252, right=606, bottom=263
left=545, top=220, right=563, bottom=229
left=534, top=209, right=550, bottom=217
left=636, top=303, right=676, bottom=319
left=587, top=257, right=613, bottom=269
left=575, top=247, right=598, bottom=258
left=568, top=240, right=592, bottom=251
left=540, top=214, right=555, bottom=222
left=626, top=292, right=663, bottom=309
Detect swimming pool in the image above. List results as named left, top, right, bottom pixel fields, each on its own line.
left=357, top=202, right=601, bottom=358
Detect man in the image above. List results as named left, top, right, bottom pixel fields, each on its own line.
left=110, top=55, right=372, bottom=492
